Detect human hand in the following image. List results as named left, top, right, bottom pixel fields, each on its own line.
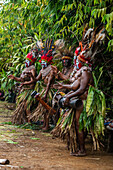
left=8, top=75, right=15, bottom=80
left=64, top=97, right=70, bottom=106
left=51, top=65, right=58, bottom=74
left=19, top=82, right=24, bottom=88
left=53, top=82, right=64, bottom=89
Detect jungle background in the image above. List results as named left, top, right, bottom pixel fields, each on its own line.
left=0, top=0, right=113, bottom=109
left=0, top=0, right=113, bottom=169
left=0, top=0, right=113, bottom=147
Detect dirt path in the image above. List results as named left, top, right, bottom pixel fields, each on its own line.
left=0, top=101, right=113, bottom=170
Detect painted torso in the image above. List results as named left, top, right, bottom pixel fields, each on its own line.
left=21, top=65, right=35, bottom=81
left=69, top=66, right=93, bottom=100
left=20, top=65, right=36, bottom=90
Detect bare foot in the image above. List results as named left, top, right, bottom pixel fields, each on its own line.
left=70, top=151, right=86, bottom=157
left=41, top=123, right=46, bottom=129
left=42, top=127, right=50, bottom=132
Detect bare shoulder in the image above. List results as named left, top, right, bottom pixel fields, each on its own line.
left=78, top=67, right=90, bottom=82
left=81, top=66, right=91, bottom=71
left=30, top=65, right=35, bottom=69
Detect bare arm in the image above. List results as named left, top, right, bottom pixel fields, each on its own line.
left=58, top=71, right=69, bottom=80
left=60, top=84, right=72, bottom=90
left=22, top=69, right=42, bottom=86
left=43, top=70, right=54, bottom=99
left=30, top=68, right=36, bottom=81
left=65, top=71, right=90, bottom=99
left=58, top=67, right=73, bottom=81
left=51, top=65, right=73, bottom=81
left=35, top=70, right=42, bottom=81
left=53, top=82, right=71, bottom=90
left=53, top=78, right=80, bottom=91
left=8, top=75, right=22, bottom=82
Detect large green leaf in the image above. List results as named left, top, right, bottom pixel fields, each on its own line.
left=86, top=86, right=94, bottom=113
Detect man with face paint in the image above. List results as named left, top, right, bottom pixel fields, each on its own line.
left=22, top=43, right=56, bottom=130
left=8, top=52, right=36, bottom=90
left=8, top=52, right=37, bottom=124
left=52, top=55, right=74, bottom=82
left=41, top=60, right=48, bottom=68
left=53, top=47, right=93, bottom=156
left=49, top=47, right=74, bottom=128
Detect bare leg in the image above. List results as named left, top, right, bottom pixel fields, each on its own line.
left=42, top=113, right=49, bottom=131
left=26, top=108, right=31, bottom=123
left=24, top=100, right=30, bottom=123
left=45, top=115, right=49, bottom=130
left=42, top=113, right=46, bottom=128
left=71, top=102, right=86, bottom=156
left=75, top=102, right=86, bottom=155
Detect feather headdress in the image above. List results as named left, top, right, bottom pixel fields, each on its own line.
left=75, top=25, right=106, bottom=65
left=38, top=39, right=55, bottom=64
left=54, top=39, right=74, bottom=60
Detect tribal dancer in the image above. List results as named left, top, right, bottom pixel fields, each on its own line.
left=22, top=39, right=56, bottom=130
left=8, top=51, right=37, bottom=124
left=52, top=46, right=74, bottom=82
left=51, top=46, right=74, bottom=123
left=52, top=26, right=106, bottom=156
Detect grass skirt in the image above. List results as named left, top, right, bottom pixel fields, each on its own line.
left=12, top=89, right=35, bottom=125
left=51, top=108, right=77, bottom=154
left=29, top=83, right=54, bottom=123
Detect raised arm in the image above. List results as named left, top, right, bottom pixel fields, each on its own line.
left=58, top=70, right=72, bottom=81
left=8, top=75, right=22, bottom=82
left=51, top=65, right=73, bottom=81
left=22, top=69, right=42, bottom=86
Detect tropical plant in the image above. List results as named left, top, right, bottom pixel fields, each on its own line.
left=79, top=70, right=106, bottom=150
left=0, top=0, right=112, bottom=119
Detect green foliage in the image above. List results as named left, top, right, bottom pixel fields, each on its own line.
left=0, top=1, right=40, bottom=72
left=1, top=121, right=40, bottom=130
left=30, top=137, right=40, bottom=140
left=1, top=121, right=13, bottom=125
left=4, top=139, right=18, bottom=144
left=0, top=0, right=112, bottom=67
left=0, top=0, right=112, bottom=128
left=56, top=108, right=74, bottom=133
left=17, top=89, right=35, bottom=110
left=16, top=122, right=40, bottom=130
left=79, top=72, right=106, bottom=139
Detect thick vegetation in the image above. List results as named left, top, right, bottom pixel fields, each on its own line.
left=0, top=0, right=112, bottom=110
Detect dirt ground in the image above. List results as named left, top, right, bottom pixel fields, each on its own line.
left=0, top=101, right=113, bottom=170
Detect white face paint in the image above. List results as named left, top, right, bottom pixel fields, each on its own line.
left=74, top=55, right=77, bottom=65
left=25, top=60, right=31, bottom=67
left=76, top=58, right=79, bottom=70
left=32, top=51, right=35, bottom=58
left=41, top=60, right=47, bottom=68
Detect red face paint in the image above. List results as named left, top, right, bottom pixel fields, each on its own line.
left=74, top=57, right=82, bottom=70
left=25, top=60, right=32, bottom=67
